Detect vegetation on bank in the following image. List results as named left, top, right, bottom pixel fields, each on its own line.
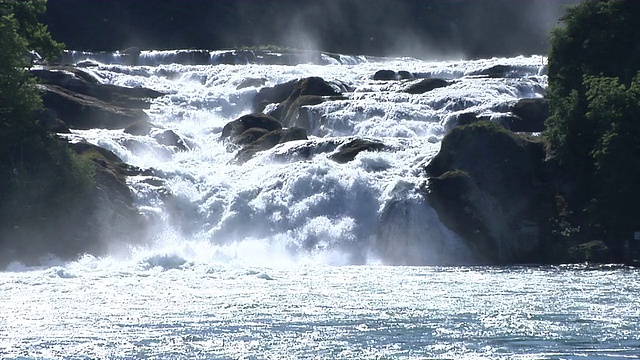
left=544, top=0, right=640, bottom=259
left=0, top=0, right=95, bottom=263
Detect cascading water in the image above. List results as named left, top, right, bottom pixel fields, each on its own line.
left=61, top=50, right=547, bottom=266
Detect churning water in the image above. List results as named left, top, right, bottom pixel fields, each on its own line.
left=2, top=51, right=638, bottom=359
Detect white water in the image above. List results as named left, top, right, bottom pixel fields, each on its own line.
left=59, top=52, right=547, bottom=266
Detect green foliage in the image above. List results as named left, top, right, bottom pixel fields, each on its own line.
left=583, top=73, right=640, bottom=240
left=544, top=0, right=640, bottom=254
left=0, top=11, right=41, bottom=128
left=0, top=0, right=64, bottom=61
left=1, top=0, right=94, bottom=258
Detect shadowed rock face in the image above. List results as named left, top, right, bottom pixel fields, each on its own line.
left=425, top=121, right=553, bottom=264
left=32, top=67, right=164, bottom=130
left=0, top=140, right=149, bottom=268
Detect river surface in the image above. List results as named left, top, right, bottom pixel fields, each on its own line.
left=1, top=261, right=639, bottom=359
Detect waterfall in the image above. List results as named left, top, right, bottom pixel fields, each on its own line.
left=65, top=51, right=547, bottom=265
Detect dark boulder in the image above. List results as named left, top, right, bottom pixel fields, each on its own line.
left=41, top=85, right=150, bottom=129
left=468, top=64, right=514, bottom=78
left=404, top=78, right=450, bottom=94
left=237, top=77, right=266, bottom=90
left=373, top=70, right=398, bottom=80
left=425, top=121, right=552, bottom=264
left=252, top=79, right=297, bottom=113
left=329, top=138, right=386, bottom=164
left=397, top=70, right=415, bottom=80
left=31, top=67, right=164, bottom=109
left=509, top=98, right=549, bottom=132
left=235, top=127, right=308, bottom=163
left=124, top=120, right=157, bottom=136
left=220, top=113, right=282, bottom=143
left=153, top=129, right=189, bottom=151
left=233, top=127, right=271, bottom=146
left=278, top=77, right=343, bottom=130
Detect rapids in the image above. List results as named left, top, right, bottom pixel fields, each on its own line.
left=60, top=50, right=547, bottom=265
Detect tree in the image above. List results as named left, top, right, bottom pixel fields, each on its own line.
left=1, top=0, right=94, bottom=264
left=544, top=0, right=640, bottom=255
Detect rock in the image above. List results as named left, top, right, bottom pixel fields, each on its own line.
left=328, top=138, right=386, bottom=163
left=31, top=67, right=164, bottom=109
left=404, top=78, right=450, bottom=94
left=35, top=108, right=70, bottom=133
left=0, top=140, right=149, bottom=265
left=220, top=113, right=282, bottom=143
left=468, top=64, right=514, bottom=78
left=373, top=70, right=398, bottom=80
left=41, top=85, right=150, bottom=129
left=280, top=95, right=327, bottom=129
left=233, top=127, right=271, bottom=146
left=235, top=127, right=308, bottom=163
left=278, top=77, right=343, bottom=130
left=124, top=120, right=157, bottom=136
left=237, top=77, right=266, bottom=90
left=153, top=129, right=189, bottom=151
left=252, top=79, right=297, bottom=113
left=425, top=121, right=552, bottom=264
left=509, top=98, right=549, bottom=132
left=397, top=70, right=415, bottom=80
left=454, top=112, right=480, bottom=127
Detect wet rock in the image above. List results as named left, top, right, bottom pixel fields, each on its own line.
left=31, top=67, right=164, bottom=109
left=425, top=121, right=552, bottom=264
left=468, top=64, right=514, bottom=78
left=41, top=85, right=150, bottom=130
left=397, top=70, right=415, bottom=80
left=124, top=120, right=157, bottom=136
left=153, top=129, right=189, bottom=151
left=404, top=78, right=450, bottom=94
left=509, top=98, right=548, bottom=132
left=328, top=138, right=386, bottom=164
left=221, top=113, right=282, bottom=143
left=233, top=127, right=271, bottom=146
left=235, top=127, right=308, bottom=163
left=373, top=69, right=398, bottom=80
left=236, top=77, right=266, bottom=90
left=252, top=79, right=297, bottom=113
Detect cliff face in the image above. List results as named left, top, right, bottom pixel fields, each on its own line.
left=43, top=0, right=578, bottom=59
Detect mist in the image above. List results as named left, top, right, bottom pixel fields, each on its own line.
left=45, top=0, right=580, bottom=59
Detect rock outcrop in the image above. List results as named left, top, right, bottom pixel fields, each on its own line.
left=509, top=98, right=549, bottom=132
left=32, top=67, right=164, bottom=130
left=252, top=77, right=345, bottom=132
left=221, top=113, right=308, bottom=163
left=424, top=121, right=553, bottom=264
